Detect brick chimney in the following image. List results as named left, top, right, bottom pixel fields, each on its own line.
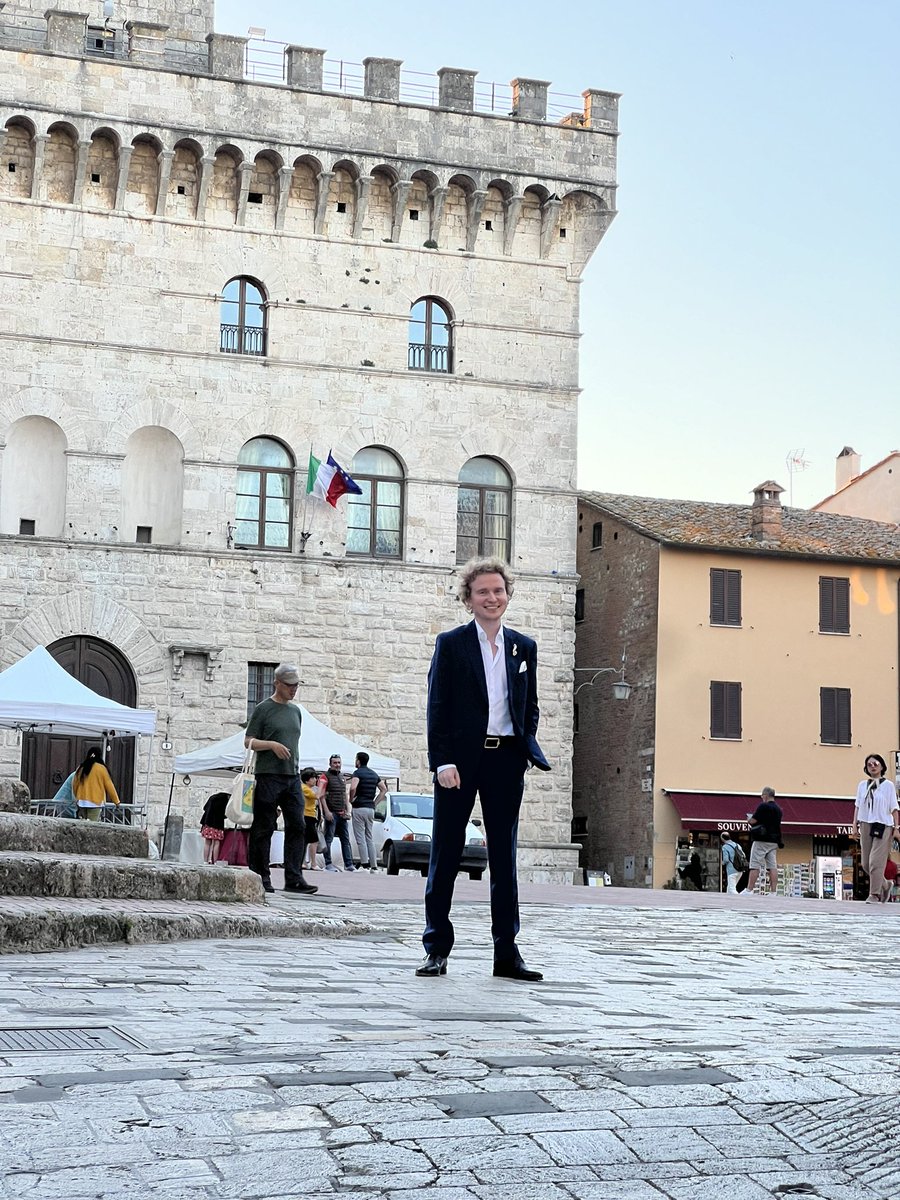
left=835, top=446, right=861, bottom=492
left=750, top=480, right=784, bottom=540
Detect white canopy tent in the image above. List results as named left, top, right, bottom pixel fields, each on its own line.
left=174, top=705, right=400, bottom=779
left=0, top=645, right=157, bottom=736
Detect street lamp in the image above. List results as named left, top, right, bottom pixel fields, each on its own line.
left=573, top=656, right=632, bottom=700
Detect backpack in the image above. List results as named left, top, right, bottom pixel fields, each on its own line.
left=731, top=842, right=748, bottom=872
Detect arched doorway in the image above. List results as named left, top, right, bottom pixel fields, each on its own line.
left=20, top=637, right=137, bottom=808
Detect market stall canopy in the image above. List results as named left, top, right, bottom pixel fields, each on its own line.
left=0, top=645, right=157, bottom=736
left=174, top=705, right=401, bottom=778
left=665, top=789, right=854, bottom=837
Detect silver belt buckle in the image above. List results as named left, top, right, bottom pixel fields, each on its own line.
left=484, top=736, right=500, bottom=749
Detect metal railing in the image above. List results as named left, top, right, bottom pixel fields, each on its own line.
left=29, top=800, right=145, bottom=825
left=408, top=343, right=451, bottom=373
left=220, top=324, right=267, bottom=356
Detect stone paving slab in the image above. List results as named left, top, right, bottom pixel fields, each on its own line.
left=0, top=892, right=897, bottom=1198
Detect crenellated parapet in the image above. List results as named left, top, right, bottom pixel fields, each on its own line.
left=0, top=104, right=616, bottom=270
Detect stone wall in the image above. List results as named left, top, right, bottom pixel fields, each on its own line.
left=573, top=503, right=659, bottom=886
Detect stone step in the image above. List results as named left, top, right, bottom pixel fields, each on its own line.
left=0, top=895, right=372, bottom=954
left=0, top=813, right=149, bottom=858
left=0, top=851, right=264, bottom=904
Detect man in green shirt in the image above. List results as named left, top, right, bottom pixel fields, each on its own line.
left=244, top=663, right=317, bottom=896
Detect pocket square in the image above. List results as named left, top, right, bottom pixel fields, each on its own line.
left=518, top=660, right=528, bottom=674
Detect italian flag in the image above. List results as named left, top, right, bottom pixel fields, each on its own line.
left=306, top=451, right=363, bottom=508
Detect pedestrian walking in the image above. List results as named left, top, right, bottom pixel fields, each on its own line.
left=418, top=556, right=550, bottom=981
left=746, top=787, right=783, bottom=895
left=852, top=753, right=900, bottom=905
left=350, top=751, right=386, bottom=873
left=300, top=767, right=322, bottom=871
left=199, top=791, right=229, bottom=864
left=73, top=747, right=120, bottom=821
left=244, top=662, right=317, bottom=896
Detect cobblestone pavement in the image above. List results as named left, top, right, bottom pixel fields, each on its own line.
left=0, top=885, right=897, bottom=1199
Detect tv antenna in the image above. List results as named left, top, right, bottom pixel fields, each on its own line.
left=785, top=448, right=811, bottom=505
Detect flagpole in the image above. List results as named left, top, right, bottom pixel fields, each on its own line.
left=299, top=444, right=313, bottom=554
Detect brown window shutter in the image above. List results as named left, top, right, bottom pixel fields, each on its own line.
left=710, top=570, right=725, bottom=624
left=834, top=579, right=850, bottom=634
left=725, top=681, right=742, bottom=738
left=711, top=680, right=741, bottom=738
left=819, top=578, right=834, bottom=632
left=820, top=687, right=836, bottom=742
left=725, top=570, right=741, bottom=626
left=837, top=687, right=851, bottom=742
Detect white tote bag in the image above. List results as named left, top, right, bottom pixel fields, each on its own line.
left=225, top=750, right=256, bottom=828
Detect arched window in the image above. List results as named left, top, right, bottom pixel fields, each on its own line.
left=220, top=277, right=267, bottom=356
left=346, top=447, right=404, bottom=558
left=235, top=437, right=293, bottom=550
left=457, top=456, right=511, bottom=563
left=408, top=296, right=452, bottom=373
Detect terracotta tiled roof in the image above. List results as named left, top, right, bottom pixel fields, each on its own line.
left=579, top=491, right=900, bottom=564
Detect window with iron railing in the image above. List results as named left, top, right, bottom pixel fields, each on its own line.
left=220, top=277, right=267, bottom=357
left=408, top=296, right=452, bottom=373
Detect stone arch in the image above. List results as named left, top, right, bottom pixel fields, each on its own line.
left=121, top=426, right=185, bottom=545
left=4, top=594, right=167, bottom=708
left=365, top=167, right=395, bottom=242
left=124, top=134, right=163, bottom=215
left=45, top=122, right=78, bottom=204
left=245, top=150, right=280, bottom=231
left=481, top=178, right=513, bottom=255
left=443, top=174, right=475, bottom=251
left=169, top=137, right=202, bottom=220
left=1, top=117, right=36, bottom=199
left=209, top=145, right=242, bottom=226
left=84, top=128, right=118, bottom=210
left=0, top=386, right=86, bottom=447
left=0, top=416, right=67, bottom=537
left=514, top=185, right=547, bottom=258
left=284, top=153, right=319, bottom=234
left=398, top=175, right=431, bottom=248
left=324, top=160, right=357, bottom=238
left=214, top=412, right=302, bottom=465
left=113, top=397, right=204, bottom=460
left=558, top=188, right=613, bottom=275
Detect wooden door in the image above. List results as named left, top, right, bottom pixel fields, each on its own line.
left=20, top=637, right=137, bottom=806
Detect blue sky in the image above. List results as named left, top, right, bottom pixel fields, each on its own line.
left=216, top=0, right=899, bottom=508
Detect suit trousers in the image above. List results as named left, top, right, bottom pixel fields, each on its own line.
left=423, top=742, right=526, bottom=961
left=248, top=774, right=305, bottom=888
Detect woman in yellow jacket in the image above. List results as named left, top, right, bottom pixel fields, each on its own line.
left=73, top=747, right=120, bottom=821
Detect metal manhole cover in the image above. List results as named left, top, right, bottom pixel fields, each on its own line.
left=0, top=1026, right=145, bottom=1053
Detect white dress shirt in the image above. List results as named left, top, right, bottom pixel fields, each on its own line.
left=476, top=621, right=514, bottom=736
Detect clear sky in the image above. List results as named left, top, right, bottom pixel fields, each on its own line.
left=216, top=0, right=899, bottom=509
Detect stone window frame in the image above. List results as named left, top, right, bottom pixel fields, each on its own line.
left=455, top=456, right=512, bottom=564
left=234, top=437, right=295, bottom=552
left=345, top=446, right=405, bottom=560
left=220, top=276, right=268, bottom=357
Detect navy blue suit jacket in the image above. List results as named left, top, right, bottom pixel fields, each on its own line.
left=426, top=620, right=551, bottom=783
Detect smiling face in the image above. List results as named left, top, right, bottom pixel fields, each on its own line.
left=467, top=572, right=509, bottom=626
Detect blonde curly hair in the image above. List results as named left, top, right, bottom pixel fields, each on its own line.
left=457, top=556, right=515, bottom=607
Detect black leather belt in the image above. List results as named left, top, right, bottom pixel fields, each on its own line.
left=483, top=736, right=518, bottom=749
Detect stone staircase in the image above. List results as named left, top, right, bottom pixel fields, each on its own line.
left=0, top=809, right=366, bottom=954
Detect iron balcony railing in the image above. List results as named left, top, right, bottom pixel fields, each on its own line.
left=220, top=324, right=267, bottom=357
left=408, top=343, right=451, bottom=373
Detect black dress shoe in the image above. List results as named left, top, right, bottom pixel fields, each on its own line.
left=284, top=882, right=318, bottom=895
left=493, top=960, right=543, bottom=981
left=262, top=883, right=275, bottom=894
left=415, top=954, right=448, bottom=977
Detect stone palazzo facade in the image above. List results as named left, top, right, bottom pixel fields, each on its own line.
left=0, top=0, right=618, bottom=880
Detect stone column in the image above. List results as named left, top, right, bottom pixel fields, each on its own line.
left=206, top=33, right=247, bottom=81
left=155, top=149, right=174, bottom=217
left=363, top=57, right=402, bottom=101
left=389, top=178, right=412, bottom=242
left=275, top=165, right=293, bottom=230
left=428, top=186, right=447, bottom=245
left=126, top=20, right=168, bottom=64
left=45, top=9, right=89, bottom=55
left=314, top=169, right=332, bottom=235
left=540, top=195, right=562, bottom=259
left=72, top=138, right=92, bottom=206
left=29, top=133, right=48, bottom=201
left=351, top=176, right=371, bottom=239
left=113, top=143, right=133, bottom=210
left=582, top=89, right=620, bottom=132
left=285, top=45, right=325, bottom=91
left=465, top=189, right=488, bottom=252
left=502, top=195, right=523, bottom=256
left=511, top=78, right=550, bottom=121
left=437, top=67, right=477, bottom=112
left=196, top=154, right=215, bottom=222
left=235, top=161, right=253, bottom=225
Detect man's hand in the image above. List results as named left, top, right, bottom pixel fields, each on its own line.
left=437, top=767, right=461, bottom=789
left=270, top=742, right=291, bottom=760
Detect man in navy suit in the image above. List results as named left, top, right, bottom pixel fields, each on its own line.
left=417, top=557, right=551, bottom=981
